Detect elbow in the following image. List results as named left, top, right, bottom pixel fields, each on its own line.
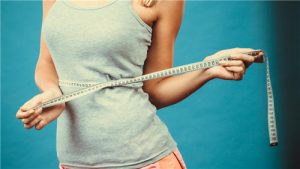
left=34, top=59, right=50, bottom=91
left=148, top=92, right=162, bottom=109
left=149, top=92, right=177, bottom=110
left=142, top=85, right=158, bottom=109
left=143, top=86, right=168, bottom=110
left=34, top=63, right=41, bottom=89
left=143, top=79, right=173, bottom=109
left=34, top=60, right=45, bottom=91
left=34, top=73, right=43, bottom=91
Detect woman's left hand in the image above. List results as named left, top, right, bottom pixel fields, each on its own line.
left=204, top=48, right=264, bottom=80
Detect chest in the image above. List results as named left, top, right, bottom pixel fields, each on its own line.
left=65, top=0, right=157, bottom=28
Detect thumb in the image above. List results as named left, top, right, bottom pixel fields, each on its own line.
left=20, top=94, right=43, bottom=111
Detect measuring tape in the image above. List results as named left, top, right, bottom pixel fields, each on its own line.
left=29, top=49, right=278, bottom=146
left=266, top=57, right=278, bottom=146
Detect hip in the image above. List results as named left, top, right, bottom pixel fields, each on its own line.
left=140, top=147, right=187, bottom=169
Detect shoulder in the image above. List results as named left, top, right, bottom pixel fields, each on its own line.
left=152, top=0, right=185, bottom=32
left=42, top=0, right=56, bottom=8
left=151, top=0, right=184, bottom=35
left=42, top=0, right=56, bottom=19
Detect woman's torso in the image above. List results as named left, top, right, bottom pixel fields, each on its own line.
left=42, top=0, right=178, bottom=168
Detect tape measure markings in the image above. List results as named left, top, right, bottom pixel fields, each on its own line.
left=28, top=49, right=278, bottom=146
left=266, top=57, right=278, bottom=146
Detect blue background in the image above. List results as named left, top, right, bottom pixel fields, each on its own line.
left=2, top=1, right=300, bottom=169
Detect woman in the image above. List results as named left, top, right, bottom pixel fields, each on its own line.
left=16, top=0, right=264, bottom=168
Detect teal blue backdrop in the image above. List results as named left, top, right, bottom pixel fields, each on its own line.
left=2, top=1, right=300, bottom=169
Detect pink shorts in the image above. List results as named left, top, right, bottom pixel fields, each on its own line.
left=59, top=147, right=187, bottom=169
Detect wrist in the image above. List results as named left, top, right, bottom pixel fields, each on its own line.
left=197, top=69, right=216, bottom=81
left=45, top=86, right=63, bottom=96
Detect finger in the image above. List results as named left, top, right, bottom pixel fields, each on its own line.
left=219, top=60, right=244, bottom=67
left=16, top=108, right=35, bottom=119
left=225, top=66, right=245, bottom=73
left=258, top=51, right=264, bottom=56
left=254, top=51, right=265, bottom=63
left=35, top=120, right=47, bottom=130
left=20, top=95, right=42, bottom=112
left=17, top=95, right=43, bottom=119
left=230, top=53, right=255, bottom=63
left=233, top=73, right=244, bottom=81
left=24, top=116, right=42, bottom=129
left=234, top=47, right=255, bottom=53
left=21, top=108, right=42, bottom=124
left=22, top=113, right=38, bottom=124
left=16, top=108, right=25, bottom=119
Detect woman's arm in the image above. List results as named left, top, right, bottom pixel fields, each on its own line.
left=35, top=0, right=65, bottom=104
left=35, top=0, right=59, bottom=91
left=142, top=0, right=262, bottom=109
left=16, top=0, right=65, bottom=130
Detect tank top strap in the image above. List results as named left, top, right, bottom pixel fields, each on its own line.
left=113, top=0, right=153, bottom=34
left=126, top=0, right=153, bottom=33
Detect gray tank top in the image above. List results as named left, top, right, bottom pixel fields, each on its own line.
left=41, top=0, right=178, bottom=168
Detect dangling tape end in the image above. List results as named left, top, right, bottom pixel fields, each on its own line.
left=270, top=142, right=278, bottom=147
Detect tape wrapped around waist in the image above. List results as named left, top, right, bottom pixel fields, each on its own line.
left=58, top=74, right=144, bottom=89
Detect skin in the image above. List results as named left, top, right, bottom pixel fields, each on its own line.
left=16, top=0, right=264, bottom=130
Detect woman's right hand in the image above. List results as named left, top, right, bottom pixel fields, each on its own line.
left=16, top=87, right=65, bottom=130
left=203, top=48, right=263, bottom=81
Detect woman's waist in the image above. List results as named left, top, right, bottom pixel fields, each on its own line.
left=57, top=74, right=157, bottom=111
left=58, top=74, right=144, bottom=90
left=59, top=83, right=157, bottom=128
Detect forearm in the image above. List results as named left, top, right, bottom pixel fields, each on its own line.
left=34, top=56, right=60, bottom=93
left=145, top=69, right=215, bottom=109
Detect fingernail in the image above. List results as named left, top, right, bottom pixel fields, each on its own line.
left=20, top=107, right=27, bottom=111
